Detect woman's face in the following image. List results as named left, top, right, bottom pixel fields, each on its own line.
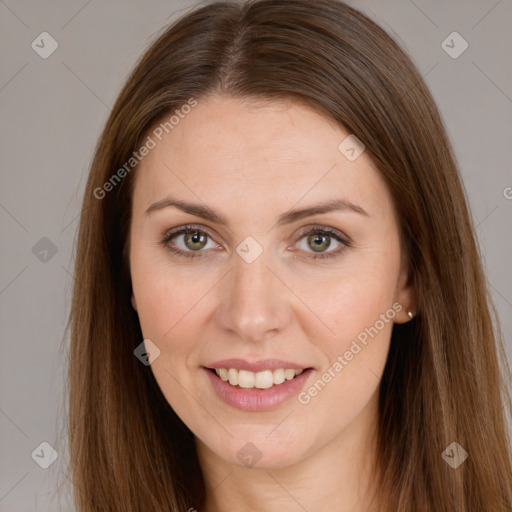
left=129, top=94, right=414, bottom=469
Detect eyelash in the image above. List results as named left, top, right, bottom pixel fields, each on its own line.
left=161, top=224, right=350, bottom=261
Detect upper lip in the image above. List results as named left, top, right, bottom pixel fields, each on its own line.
left=205, top=358, right=312, bottom=373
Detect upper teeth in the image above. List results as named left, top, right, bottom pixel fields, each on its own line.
left=214, top=368, right=304, bottom=389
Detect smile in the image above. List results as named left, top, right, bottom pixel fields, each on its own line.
left=211, top=367, right=304, bottom=389
left=203, top=366, right=314, bottom=411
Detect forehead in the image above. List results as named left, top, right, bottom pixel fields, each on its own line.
left=132, top=95, right=389, bottom=218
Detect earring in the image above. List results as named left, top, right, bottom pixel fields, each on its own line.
left=407, top=310, right=414, bottom=320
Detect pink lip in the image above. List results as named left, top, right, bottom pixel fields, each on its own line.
left=205, top=358, right=310, bottom=372
left=203, top=367, right=314, bottom=411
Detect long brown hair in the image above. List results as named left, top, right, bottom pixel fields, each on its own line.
left=62, top=0, right=512, bottom=510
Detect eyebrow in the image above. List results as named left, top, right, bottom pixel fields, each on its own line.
left=144, top=196, right=369, bottom=226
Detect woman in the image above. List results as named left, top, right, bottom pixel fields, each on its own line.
left=65, top=0, right=512, bottom=510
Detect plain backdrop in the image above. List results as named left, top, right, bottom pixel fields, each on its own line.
left=0, top=1, right=511, bottom=510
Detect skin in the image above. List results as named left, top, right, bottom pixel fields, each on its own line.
left=129, top=94, right=416, bottom=512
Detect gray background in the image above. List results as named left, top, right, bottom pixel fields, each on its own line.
left=0, top=1, right=511, bottom=510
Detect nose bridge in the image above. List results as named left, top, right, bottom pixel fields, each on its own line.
left=216, top=247, right=291, bottom=341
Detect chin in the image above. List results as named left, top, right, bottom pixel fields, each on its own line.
left=203, top=431, right=313, bottom=470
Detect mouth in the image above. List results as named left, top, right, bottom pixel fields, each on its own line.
left=203, top=365, right=314, bottom=411
left=205, top=366, right=311, bottom=389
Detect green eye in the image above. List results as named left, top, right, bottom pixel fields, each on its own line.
left=307, top=233, right=331, bottom=252
left=295, top=228, right=349, bottom=260
left=162, top=225, right=350, bottom=261
left=162, top=226, right=216, bottom=258
left=182, top=230, right=208, bottom=251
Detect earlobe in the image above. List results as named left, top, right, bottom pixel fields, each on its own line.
left=394, top=267, right=417, bottom=324
left=395, top=303, right=416, bottom=324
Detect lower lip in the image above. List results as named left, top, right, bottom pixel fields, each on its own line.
left=203, top=367, right=313, bottom=411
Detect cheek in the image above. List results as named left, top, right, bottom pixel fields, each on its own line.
left=130, top=250, right=209, bottom=342
left=130, top=255, right=211, bottom=421
left=292, top=281, right=395, bottom=446
left=291, top=253, right=398, bottom=410
left=293, top=255, right=399, bottom=347
left=322, top=276, right=396, bottom=343
left=304, top=276, right=394, bottom=391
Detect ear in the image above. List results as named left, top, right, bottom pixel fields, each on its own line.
left=131, top=293, right=138, bottom=311
left=394, top=263, right=416, bottom=324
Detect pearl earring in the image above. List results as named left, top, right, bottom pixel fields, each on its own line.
left=407, top=310, right=414, bottom=320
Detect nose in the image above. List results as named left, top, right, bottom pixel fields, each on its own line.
left=215, top=251, right=293, bottom=343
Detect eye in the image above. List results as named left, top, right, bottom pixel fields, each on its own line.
left=162, top=225, right=219, bottom=258
left=293, top=227, right=350, bottom=260
left=161, top=224, right=350, bottom=261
